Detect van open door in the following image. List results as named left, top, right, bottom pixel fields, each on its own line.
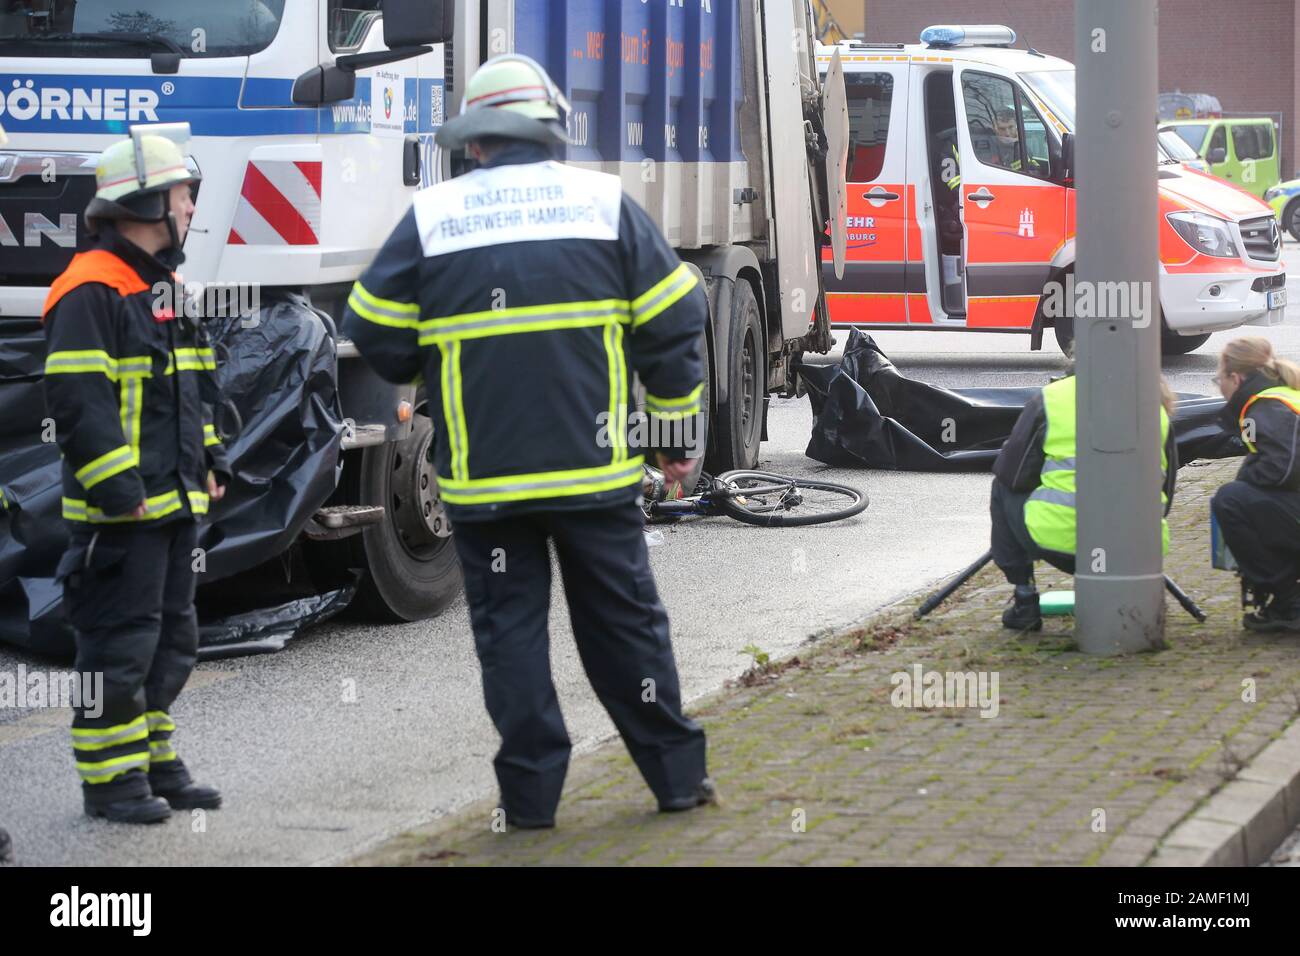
left=820, top=57, right=914, bottom=327
left=952, top=66, right=1066, bottom=330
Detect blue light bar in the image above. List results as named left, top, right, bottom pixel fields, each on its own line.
left=920, top=25, right=1017, bottom=49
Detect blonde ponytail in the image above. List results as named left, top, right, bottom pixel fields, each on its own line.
left=1268, top=356, right=1300, bottom=390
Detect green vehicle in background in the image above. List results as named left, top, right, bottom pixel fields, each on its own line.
left=1265, top=179, right=1300, bottom=241
left=1164, top=117, right=1281, bottom=199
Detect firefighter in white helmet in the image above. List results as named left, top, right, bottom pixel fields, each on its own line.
left=344, top=54, right=714, bottom=827
left=43, top=125, right=229, bottom=824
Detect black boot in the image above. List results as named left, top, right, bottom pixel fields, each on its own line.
left=152, top=782, right=222, bottom=810
left=84, top=793, right=172, bottom=824
left=1244, top=584, right=1300, bottom=632
left=1002, top=584, right=1042, bottom=631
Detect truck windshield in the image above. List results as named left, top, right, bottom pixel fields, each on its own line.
left=1021, top=70, right=1075, bottom=132
left=0, top=0, right=285, bottom=58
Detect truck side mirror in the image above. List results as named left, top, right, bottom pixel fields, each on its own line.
left=1059, top=132, right=1074, bottom=185
left=1208, top=146, right=1227, bottom=164
left=292, top=65, right=357, bottom=106
left=382, top=0, right=454, bottom=47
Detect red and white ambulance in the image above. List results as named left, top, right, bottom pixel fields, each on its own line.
left=818, top=25, right=1288, bottom=354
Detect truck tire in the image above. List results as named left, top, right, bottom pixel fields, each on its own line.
left=706, top=280, right=764, bottom=473
left=307, top=408, right=461, bottom=622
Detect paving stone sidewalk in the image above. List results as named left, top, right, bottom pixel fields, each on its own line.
left=355, top=459, right=1300, bottom=866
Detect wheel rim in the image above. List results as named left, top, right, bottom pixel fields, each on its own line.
left=1290, top=205, right=1300, bottom=239
left=389, top=413, right=452, bottom=562
left=741, top=325, right=759, bottom=446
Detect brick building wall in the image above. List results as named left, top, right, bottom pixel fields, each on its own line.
left=862, top=0, right=1300, bottom=178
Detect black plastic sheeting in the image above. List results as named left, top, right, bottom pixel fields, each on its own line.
left=801, top=329, right=1241, bottom=471
left=0, top=292, right=346, bottom=660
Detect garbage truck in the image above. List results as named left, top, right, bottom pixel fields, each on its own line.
left=0, top=0, right=847, bottom=647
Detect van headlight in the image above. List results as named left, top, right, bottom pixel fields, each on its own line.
left=1264, top=185, right=1282, bottom=202
left=1167, top=211, right=1239, bottom=258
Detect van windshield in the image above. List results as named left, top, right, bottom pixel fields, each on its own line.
left=1021, top=70, right=1075, bottom=131
left=1158, top=128, right=1201, bottom=162
left=0, top=0, right=286, bottom=58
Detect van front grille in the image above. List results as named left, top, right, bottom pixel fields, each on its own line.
left=1240, top=215, right=1281, bottom=261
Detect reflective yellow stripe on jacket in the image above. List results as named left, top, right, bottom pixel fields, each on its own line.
left=44, top=350, right=151, bottom=381
left=74, top=444, right=139, bottom=490
left=348, top=281, right=420, bottom=329
left=438, top=458, right=646, bottom=506
left=1239, top=386, right=1300, bottom=453
left=418, top=299, right=631, bottom=344
left=646, top=382, right=704, bottom=420
left=632, top=263, right=698, bottom=328
left=165, top=347, right=216, bottom=374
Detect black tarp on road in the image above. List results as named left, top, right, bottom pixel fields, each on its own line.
left=800, top=329, right=1240, bottom=471
left=0, top=293, right=346, bottom=660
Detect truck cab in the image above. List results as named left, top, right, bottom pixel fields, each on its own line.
left=818, top=25, right=1287, bottom=355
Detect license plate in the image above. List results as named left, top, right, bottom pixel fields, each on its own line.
left=1268, top=288, right=1288, bottom=310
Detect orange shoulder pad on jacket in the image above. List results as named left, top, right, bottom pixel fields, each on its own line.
left=42, top=250, right=152, bottom=319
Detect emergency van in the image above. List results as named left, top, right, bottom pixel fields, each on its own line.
left=818, top=25, right=1288, bottom=355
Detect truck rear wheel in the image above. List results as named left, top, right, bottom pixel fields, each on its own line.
left=706, top=280, right=764, bottom=473
left=308, top=408, right=461, bottom=622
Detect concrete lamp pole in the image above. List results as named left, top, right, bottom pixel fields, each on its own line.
left=1073, top=0, right=1167, bottom=654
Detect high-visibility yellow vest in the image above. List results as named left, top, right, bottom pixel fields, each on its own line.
left=1238, top=385, right=1300, bottom=452
left=1023, top=376, right=1170, bottom=556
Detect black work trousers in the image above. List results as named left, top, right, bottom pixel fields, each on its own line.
left=451, top=503, right=707, bottom=823
left=989, top=478, right=1076, bottom=585
left=61, top=520, right=200, bottom=804
left=1211, top=479, right=1300, bottom=598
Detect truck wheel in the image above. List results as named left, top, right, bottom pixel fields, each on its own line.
left=706, top=280, right=764, bottom=473
left=1285, top=199, right=1300, bottom=242
left=309, top=409, right=461, bottom=622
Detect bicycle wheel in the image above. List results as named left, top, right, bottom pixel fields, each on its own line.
left=712, top=470, right=869, bottom=527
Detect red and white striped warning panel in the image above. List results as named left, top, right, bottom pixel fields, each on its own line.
left=227, top=160, right=322, bottom=246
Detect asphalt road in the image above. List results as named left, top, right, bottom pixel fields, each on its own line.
left=2, top=241, right=1298, bottom=866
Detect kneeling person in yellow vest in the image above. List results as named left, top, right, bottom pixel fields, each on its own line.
left=1210, top=337, right=1300, bottom=632
left=43, top=126, right=229, bottom=824
left=990, top=373, right=1176, bottom=630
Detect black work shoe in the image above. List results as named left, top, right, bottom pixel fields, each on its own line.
left=658, top=777, right=718, bottom=813
left=1244, top=600, right=1300, bottom=633
left=84, top=794, right=172, bottom=824
left=153, top=783, right=222, bottom=811
left=1001, top=585, right=1042, bottom=631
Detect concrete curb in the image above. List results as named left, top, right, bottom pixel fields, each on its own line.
left=1149, top=716, right=1300, bottom=866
